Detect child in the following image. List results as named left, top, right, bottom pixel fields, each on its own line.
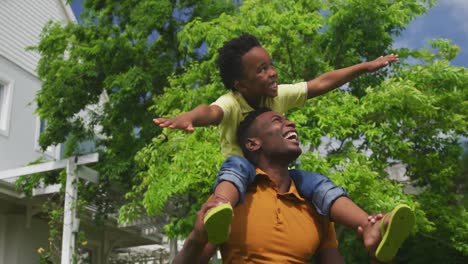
left=155, top=33, right=413, bottom=262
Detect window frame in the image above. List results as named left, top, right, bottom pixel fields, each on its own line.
left=34, top=117, right=61, bottom=159
left=0, top=74, right=14, bottom=137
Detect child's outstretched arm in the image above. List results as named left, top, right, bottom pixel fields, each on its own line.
left=307, top=54, right=399, bottom=98
left=153, top=104, right=224, bottom=132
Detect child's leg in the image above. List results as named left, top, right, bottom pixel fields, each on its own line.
left=213, top=181, right=239, bottom=205
left=204, top=156, right=256, bottom=245
left=289, top=169, right=349, bottom=217
left=330, top=196, right=370, bottom=229
left=290, top=170, right=380, bottom=234
left=319, top=187, right=415, bottom=261
left=289, top=170, right=414, bottom=262
left=212, top=155, right=256, bottom=206
left=289, top=169, right=370, bottom=227
left=320, top=195, right=382, bottom=253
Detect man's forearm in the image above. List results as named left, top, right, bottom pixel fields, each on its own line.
left=173, top=232, right=207, bottom=264
left=315, top=248, right=345, bottom=264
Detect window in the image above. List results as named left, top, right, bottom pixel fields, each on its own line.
left=35, top=117, right=61, bottom=159
left=0, top=83, right=4, bottom=114
left=0, top=76, right=14, bottom=137
left=39, top=118, right=46, bottom=134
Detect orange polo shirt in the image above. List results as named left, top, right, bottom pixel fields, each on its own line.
left=220, top=169, right=338, bottom=263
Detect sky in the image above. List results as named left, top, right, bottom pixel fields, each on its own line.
left=394, top=0, right=468, bottom=67
left=70, top=0, right=467, bottom=67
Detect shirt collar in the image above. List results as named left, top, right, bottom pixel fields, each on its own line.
left=255, top=168, right=305, bottom=201
left=232, top=92, right=265, bottom=114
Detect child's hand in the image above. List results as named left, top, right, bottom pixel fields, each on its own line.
left=153, top=115, right=195, bottom=132
left=366, top=54, right=399, bottom=72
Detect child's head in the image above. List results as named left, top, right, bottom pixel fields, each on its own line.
left=217, top=33, right=261, bottom=91
left=217, top=34, right=278, bottom=100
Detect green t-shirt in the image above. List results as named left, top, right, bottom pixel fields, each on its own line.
left=212, top=82, right=307, bottom=157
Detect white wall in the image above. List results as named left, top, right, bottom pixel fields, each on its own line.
left=0, top=0, right=75, bottom=76
left=0, top=0, right=74, bottom=171
left=0, top=215, right=6, bottom=264
left=0, top=55, right=51, bottom=171
left=0, top=214, right=49, bottom=264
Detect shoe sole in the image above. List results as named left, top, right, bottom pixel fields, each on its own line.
left=376, top=204, right=415, bottom=263
left=203, top=203, right=233, bottom=245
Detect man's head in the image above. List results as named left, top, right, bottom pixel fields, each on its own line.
left=237, top=108, right=301, bottom=166
left=217, top=34, right=278, bottom=98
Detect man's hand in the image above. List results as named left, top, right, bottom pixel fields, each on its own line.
left=191, top=198, right=226, bottom=243
left=365, top=54, right=399, bottom=72
left=153, top=114, right=195, bottom=132
left=173, top=198, right=224, bottom=264
left=357, top=214, right=384, bottom=255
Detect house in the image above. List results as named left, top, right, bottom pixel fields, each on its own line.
left=0, top=1, right=166, bottom=263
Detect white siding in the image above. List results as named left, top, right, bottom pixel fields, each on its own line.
left=0, top=215, right=6, bottom=264
left=0, top=0, right=76, bottom=76
left=0, top=55, right=45, bottom=171
left=0, top=0, right=74, bottom=170
left=0, top=214, right=49, bottom=264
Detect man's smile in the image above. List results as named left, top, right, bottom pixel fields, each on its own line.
left=283, top=130, right=299, bottom=144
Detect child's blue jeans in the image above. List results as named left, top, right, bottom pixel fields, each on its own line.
left=213, top=155, right=348, bottom=217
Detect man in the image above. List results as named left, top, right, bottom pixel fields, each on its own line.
left=174, top=108, right=415, bottom=263
left=175, top=108, right=348, bottom=263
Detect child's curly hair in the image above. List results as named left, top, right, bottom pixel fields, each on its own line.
left=217, top=33, right=261, bottom=91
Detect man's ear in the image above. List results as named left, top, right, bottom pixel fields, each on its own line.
left=245, top=137, right=261, bottom=152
